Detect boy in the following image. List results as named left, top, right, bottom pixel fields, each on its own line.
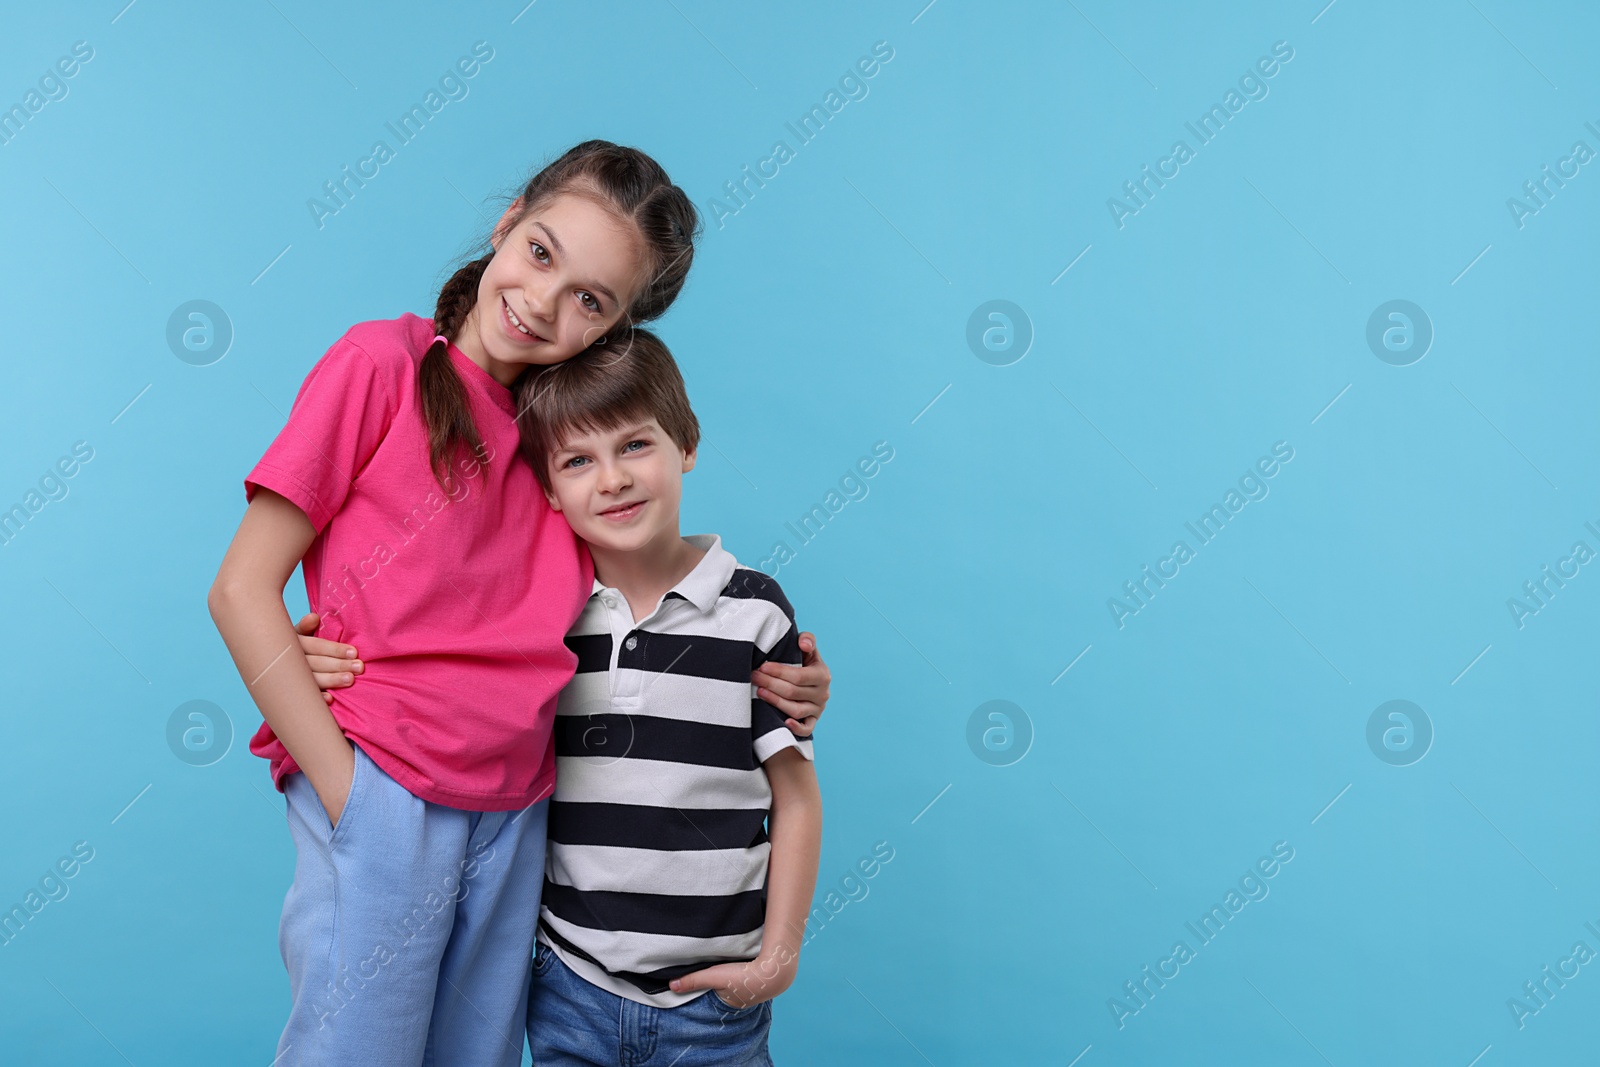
left=514, top=328, right=822, bottom=1066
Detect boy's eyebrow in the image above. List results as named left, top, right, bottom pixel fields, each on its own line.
left=530, top=222, right=621, bottom=308
left=549, top=421, right=654, bottom=459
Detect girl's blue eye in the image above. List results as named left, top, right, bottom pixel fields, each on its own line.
left=564, top=455, right=588, bottom=469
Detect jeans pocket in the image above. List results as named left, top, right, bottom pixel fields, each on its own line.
left=327, top=745, right=364, bottom=847
left=532, top=939, right=555, bottom=976
left=709, top=989, right=761, bottom=1016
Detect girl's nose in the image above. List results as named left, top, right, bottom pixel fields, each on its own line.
left=523, top=280, right=557, bottom=323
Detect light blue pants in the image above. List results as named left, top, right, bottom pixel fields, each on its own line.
left=276, top=742, right=548, bottom=1067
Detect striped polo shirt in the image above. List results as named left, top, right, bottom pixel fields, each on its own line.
left=537, top=533, right=815, bottom=1008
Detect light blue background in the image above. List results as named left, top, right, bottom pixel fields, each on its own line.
left=2, top=1, right=1597, bottom=1064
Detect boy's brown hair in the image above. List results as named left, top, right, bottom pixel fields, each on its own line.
left=514, top=327, right=701, bottom=494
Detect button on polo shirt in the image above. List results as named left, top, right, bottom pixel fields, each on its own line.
left=582, top=543, right=728, bottom=706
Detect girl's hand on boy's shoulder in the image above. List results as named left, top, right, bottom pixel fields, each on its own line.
left=294, top=612, right=362, bottom=704
left=669, top=947, right=799, bottom=1009
left=752, top=633, right=829, bottom=738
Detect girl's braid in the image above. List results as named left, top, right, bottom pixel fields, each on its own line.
left=419, top=254, right=494, bottom=486
left=433, top=254, right=491, bottom=342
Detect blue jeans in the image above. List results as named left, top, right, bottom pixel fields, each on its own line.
left=276, top=743, right=549, bottom=1067
left=527, top=941, right=774, bottom=1066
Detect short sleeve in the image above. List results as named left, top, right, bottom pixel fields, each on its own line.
left=244, top=338, right=397, bottom=532
left=749, top=576, right=814, bottom=764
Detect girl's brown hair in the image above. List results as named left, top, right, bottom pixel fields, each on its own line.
left=420, top=140, right=700, bottom=487
left=514, top=328, right=700, bottom=495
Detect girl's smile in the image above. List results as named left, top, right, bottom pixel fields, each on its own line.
left=455, top=191, right=651, bottom=385
left=500, top=295, right=549, bottom=345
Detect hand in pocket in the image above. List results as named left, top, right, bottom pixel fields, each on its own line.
left=314, top=743, right=358, bottom=831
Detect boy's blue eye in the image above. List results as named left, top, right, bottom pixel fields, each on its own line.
left=564, top=455, right=588, bottom=469
left=622, top=440, right=647, bottom=453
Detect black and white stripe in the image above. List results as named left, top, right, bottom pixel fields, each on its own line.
left=537, top=534, right=813, bottom=1007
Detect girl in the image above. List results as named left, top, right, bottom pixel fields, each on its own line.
left=209, top=141, right=831, bottom=1067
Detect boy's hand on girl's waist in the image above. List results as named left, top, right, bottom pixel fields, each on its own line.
left=751, top=632, right=830, bottom=739
left=294, top=612, right=362, bottom=705
left=668, top=948, right=799, bottom=1010
left=297, top=609, right=835, bottom=740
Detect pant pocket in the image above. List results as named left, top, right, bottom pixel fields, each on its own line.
left=327, top=744, right=366, bottom=847
left=532, top=939, right=556, bottom=976
left=707, top=988, right=770, bottom=1021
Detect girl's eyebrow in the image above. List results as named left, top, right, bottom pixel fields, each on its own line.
left=530, top=222, right=621, bottom=307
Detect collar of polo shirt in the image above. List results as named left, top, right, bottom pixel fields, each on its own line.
left=588, top=533, right=737, bottom=616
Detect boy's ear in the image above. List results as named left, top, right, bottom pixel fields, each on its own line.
left=543, top=484, right=563, bottom=512
left=682, top=447, right=697, bottom=474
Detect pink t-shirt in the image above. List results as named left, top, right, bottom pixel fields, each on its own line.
left=244, top=312, right=592, bottom=812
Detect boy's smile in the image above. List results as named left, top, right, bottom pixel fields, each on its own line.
left=597, top=498, right=647, bottom=524
left=545, top=416, right=698, bottom=578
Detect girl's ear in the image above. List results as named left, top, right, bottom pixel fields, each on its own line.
left=544, top=484, right=563, bottom=512
left=492, top=197, right=525, bottom=249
